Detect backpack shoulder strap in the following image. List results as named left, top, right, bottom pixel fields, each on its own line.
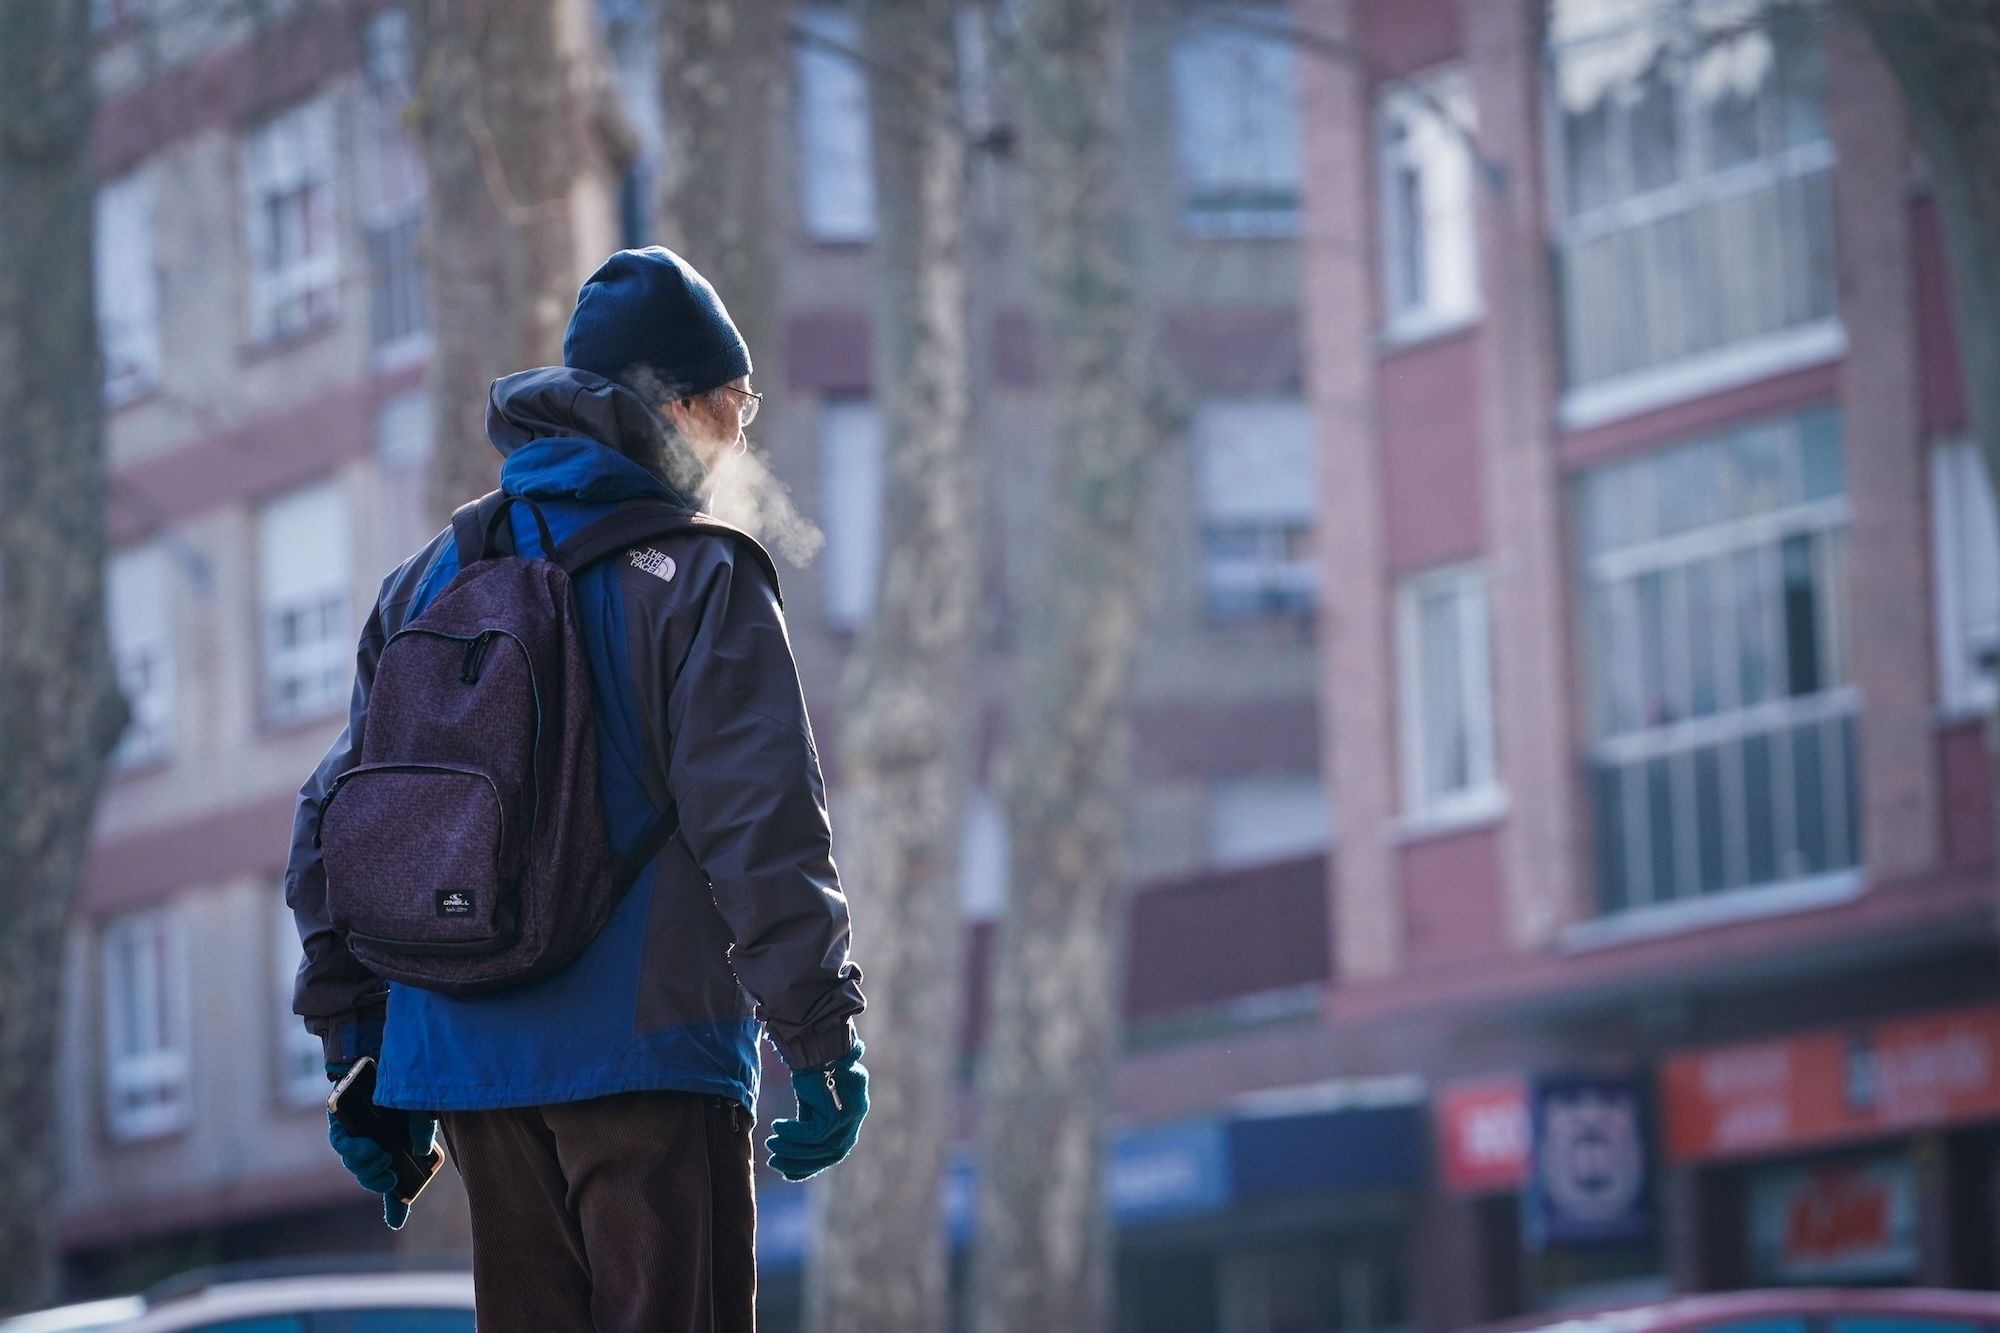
left=553, top=501, right=785, bottom=607
left=450, top=491, right=557, bottom=567
left=449, top=491, right=505, bottom=569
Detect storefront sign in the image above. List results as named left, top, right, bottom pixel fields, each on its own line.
left=1525, top=1074, right=1656, bottom=1249
left=1437, top=1075, right=1530, bottom=1194
left=1748, top=1153, right=1917, bottom=1285
left=1662, top=1000, right=2000, bottom=1163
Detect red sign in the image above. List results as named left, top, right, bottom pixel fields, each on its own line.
left=1749, top=1154, right=1916, bottom=1284
left=1663, top=1000, right=2000, bottom=1164
left=1437, top=1075, right=1529, bottom=1193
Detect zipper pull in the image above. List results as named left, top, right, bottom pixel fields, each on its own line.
left=460, top=632, right=494, bottom=684
left=824, top=1068, right=843, bottom=1112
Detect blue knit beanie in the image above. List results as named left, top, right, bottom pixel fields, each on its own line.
left=562, top=247, right=752, bottom=400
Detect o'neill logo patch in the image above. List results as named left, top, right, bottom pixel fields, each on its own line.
left=436, top=890, right=474, bottom=917
left=630, top=547, right=677, bottom=583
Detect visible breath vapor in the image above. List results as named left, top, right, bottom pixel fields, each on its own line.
left=705, top=439, right=826, bottom=570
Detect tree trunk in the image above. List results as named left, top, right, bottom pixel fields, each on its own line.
left=654, top=0, right=787, bottom=396
left=970, top=1, right=1155, bottom=1329
left=408, top=0, right=630, bottom=522
left=0, top=0, right=127, bottom=1310
left=807, top=5, right=975, bottom=1331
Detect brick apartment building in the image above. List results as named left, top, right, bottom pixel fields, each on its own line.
left=1257, top=0, right=2000, bottom=1326
left=57, top=2, right=1342, bottom=1328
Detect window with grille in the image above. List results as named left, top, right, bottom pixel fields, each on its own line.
left=108, top=544, right=174, bottom=768
left=359, top=9, right=429, bottom=362
left=1379, top=68, right=1480, bottom=341
left=101, top=907, right=192, bottom=1141
left=1548, top=0, right=1837, bottom=420
left=1397, top=563, right=1500, bottom=825
left=1195, top=398, right=1316, bottom=620
left=241, top=96, right=341, bottom=342
left=259, top=481, right=354, bottom=724
left=795, top=6, right=876, bottom=241
left=1576, top=407, right=1857, bottom=915
left=96, top=172, right=160, bottom=402
left=1172, top=6, right=1301, bottom=236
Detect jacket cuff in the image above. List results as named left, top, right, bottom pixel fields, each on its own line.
left=774, top=1019, right=858, bottom=1072
left=311, top=1011, right=386, bottom=1069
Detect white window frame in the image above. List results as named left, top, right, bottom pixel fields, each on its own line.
left=107, top=544, right=175, bottom=770
left=1171, top=5, right=1302, bottom=238
left=258, top=480, right=355, bottom=725
left=95, top=171, right=161, bottom=403
left=1377, top=67, right=1481, bottom=344
left=1547, top=0, right=1840, bottom=423
left=794, top=6, right=876, bottom=242
left=358, top=10, right=429, bottom=366
left=817, top=396, right=884, bottom=628
left=1578, top=410, right=1858, bottom=918
left=274, top=895, right=328, bottom=1108
left=1396, top=562, right=1503, bottom=831
left=1194, top=397, right=1317, bottom=621
left=241, top=95, right=341, bottom=343
left=101, top=906, right=192, bottom=1142
left=1932, top=438, right=2000, bottom=717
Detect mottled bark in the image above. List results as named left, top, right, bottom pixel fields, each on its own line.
left=807, top=5, right=975, bottom=1332
left=408, top=0, right=629, bottom=522
left=970, top=1, right=1155, bottom=1330
left=655, top=0, right=787, bottom=390
left=0, top=0, right=126, bottom=1310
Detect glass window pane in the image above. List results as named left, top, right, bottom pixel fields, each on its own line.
left=1564, top=97, right=1615, bottom=216
left=1420, top=588, right=1468, bottom=798
left=1735, top=547, right=1773, bottom=705
left=1782, top=533, right=1822, bottom=697
left=1594, top=764, right=1630, bottom=913
left=1799, top=408, right=1844, bottom=500
left=1646, top=755, right=1677, bottom=902
left=1790, top=718, right=1828, bottom=874
left=1630, top=58, right=1682, bottom=194
left=1695, top=743, right=1727, bottom=894
left=1744, top=731, right=1777, bottom=885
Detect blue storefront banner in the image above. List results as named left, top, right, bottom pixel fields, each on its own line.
left=1524, top=1072, right=1656, bottom=1251
left=758, top=1087, right=1428, bottom=1272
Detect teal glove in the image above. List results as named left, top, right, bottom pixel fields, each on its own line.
left=765, top=1040, right=868, bottom=1182
left=325, top=1061, right=438, bottom=1230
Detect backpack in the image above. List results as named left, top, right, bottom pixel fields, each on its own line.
left=314, top=490, right=781, bottom=997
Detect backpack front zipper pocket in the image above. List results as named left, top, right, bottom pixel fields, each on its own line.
left=319, top=761, right=521, bottom=954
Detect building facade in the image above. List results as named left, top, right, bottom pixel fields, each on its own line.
left=59, top=1, right=1338, bottom=1327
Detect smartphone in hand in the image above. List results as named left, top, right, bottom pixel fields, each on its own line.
left=328, top=1055, right=445, bottom=1207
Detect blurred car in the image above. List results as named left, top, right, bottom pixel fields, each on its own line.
left=0, top=1297, right=147, bottom=1333
left=1471, top=1288, right=2000, bottom=1333
left=112, top=1270, right=473, bottom=1333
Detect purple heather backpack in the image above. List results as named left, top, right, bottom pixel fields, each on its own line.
left=314, top=490, right=777, bottom=997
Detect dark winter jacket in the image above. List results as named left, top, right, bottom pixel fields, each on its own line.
left=284, top=366, right=865, bottom=1112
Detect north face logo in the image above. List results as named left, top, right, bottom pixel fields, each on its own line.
left=630, top=547, right=677, bottom=583
left=436, top=890, right=474, bottom=917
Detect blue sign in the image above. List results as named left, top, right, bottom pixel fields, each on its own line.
left=757, top=1187, right=812, bottom=1270
left=1227, top=1099, right=1427, bottom=1200
left=1108, top=1119, right=1233, bottom=1223
left=1525, top=1073, right=1656, bottom=1250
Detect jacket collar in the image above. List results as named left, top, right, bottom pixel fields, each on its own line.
left=486, top=366, right=709, bottom=508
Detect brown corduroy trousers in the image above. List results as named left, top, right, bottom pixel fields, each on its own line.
left=437, top=1090, right=757, bottom=1333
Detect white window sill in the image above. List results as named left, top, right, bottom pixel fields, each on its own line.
left=1396, top=790, right=1507, bottom=843
left=373, top=333, right=432, bottom=372
left=1559, top=320, right=1847, bottom=433
left=1561, top=868, right=1864, bottom=954
left=1378, top=306, right=1482, bottom=353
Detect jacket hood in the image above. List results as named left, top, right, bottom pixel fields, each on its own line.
left=486, top=366, right=710, bottom=508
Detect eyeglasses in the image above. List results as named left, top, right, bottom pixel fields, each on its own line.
left=713, top=384, right=763, bottom=430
